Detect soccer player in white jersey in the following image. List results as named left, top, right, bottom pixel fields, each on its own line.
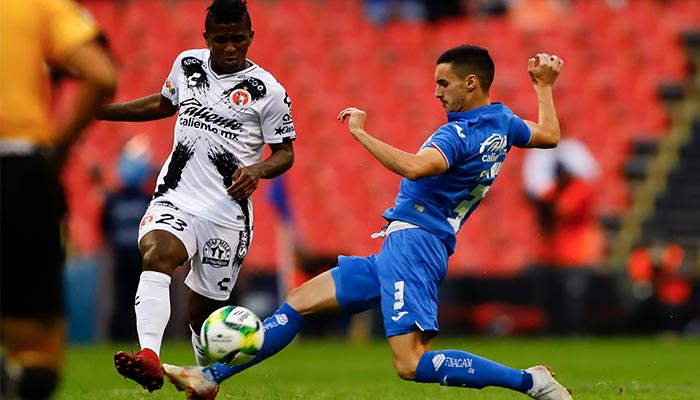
left=163, top=45, right=574, bottom=400
left=96, top=0, right=295, bottom=392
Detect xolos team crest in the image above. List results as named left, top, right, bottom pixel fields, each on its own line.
left=226, top=77, right=267, bottom=108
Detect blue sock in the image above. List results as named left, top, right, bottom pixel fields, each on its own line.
left=204, top=302, right=303, bottom=383
left=414, top=350, right=533, bottom=392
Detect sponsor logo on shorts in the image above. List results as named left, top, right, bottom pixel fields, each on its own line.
left=202, top=238, right=232, bottom=268
left=237, top=230, right=250, bottom=258
left=140, top=214, right=154, bottom=227
left=391, top=311, right=409, bottom=322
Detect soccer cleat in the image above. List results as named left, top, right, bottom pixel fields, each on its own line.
left=162, top=364, right=219, bottom=400
left=526, top=365, right=573, bottom=400
left=114, top=349, right=164, bottom=392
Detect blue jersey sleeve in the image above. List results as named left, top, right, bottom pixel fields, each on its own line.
left=510, top=117, right=532, bottom=148
left=423, top=124, right=464, bottom=169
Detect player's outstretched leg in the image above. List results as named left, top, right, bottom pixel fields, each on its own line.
left=414, top=350, right=573, bottom=399
left=114, top=348, right=164, bottom=392
left=162, top=364, right=219, bottom=400
left=162, top=302, right=304, bottom=397
left=525, top=365, right=573, bottom=400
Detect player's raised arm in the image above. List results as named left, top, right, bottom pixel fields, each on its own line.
left=97, top=93, right=178, bottom=122
left=523, top=53, right=564, bottom=149
left=338, top=107, right=447, bottom=180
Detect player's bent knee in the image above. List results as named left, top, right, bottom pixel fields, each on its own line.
left=285, top=286, right=328, bottom=316
left=17, top=366, right=59, bottom=400
left=393, top=360, right=417, bottom=381
left=285, top=271, right=339, bottom=316
left=140, top=246, right=181, bottom=275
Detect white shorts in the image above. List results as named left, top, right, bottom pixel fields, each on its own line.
left=138, top=200, right=252, bottom=301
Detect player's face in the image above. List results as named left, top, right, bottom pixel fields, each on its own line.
left=204, top=22, right=254, bottom=75
left=434, top=63, right=469, bottom=113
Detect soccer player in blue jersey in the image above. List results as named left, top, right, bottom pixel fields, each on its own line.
left=163, top=44, right=571, bottom=400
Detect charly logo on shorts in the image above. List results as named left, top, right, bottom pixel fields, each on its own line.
left=202, top=238, right=231, bottom=268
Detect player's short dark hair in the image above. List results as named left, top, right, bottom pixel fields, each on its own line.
left=205, top=0, right=252, bottom=31
left=437, top=44, right=495, bottom=91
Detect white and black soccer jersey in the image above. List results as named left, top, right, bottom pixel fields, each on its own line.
left=155, top=49, right=296, bottom=230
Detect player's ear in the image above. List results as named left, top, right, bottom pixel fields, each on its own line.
left=465, top=74, right=478, bottom=91
left=250, top=30, right=255, bottom=40
left=202, top=32, right=209, bottom=46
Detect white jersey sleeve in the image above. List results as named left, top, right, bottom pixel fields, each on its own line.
left=260, top=85, right=296, bottom=144
left=161, top=52, right=185, bottom=106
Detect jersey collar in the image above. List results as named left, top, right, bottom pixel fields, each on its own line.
left=207, top=57, right=258, bottom=80
left=446, top=102, right=503, bottom=122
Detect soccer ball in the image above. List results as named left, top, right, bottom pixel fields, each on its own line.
left=200, top=305, right=265, bottom=365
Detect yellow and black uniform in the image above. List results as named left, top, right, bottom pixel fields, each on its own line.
left=0, top=0, right=100, bottom=316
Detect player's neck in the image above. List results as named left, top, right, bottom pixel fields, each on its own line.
left=460, top=96, right=491, bottom=113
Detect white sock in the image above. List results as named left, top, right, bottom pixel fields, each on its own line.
left=190, top=325, right=211, bottom=366
left=135, top=271, right=171, bottom=356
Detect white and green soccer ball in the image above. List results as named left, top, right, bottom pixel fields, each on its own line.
left=200, top=305, right=265, bottom=365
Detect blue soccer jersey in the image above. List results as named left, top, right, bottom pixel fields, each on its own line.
left=383, top=103, right=531, bottom=254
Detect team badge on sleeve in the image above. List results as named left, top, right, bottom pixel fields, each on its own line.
left=164, top=80, right=176, bottom=95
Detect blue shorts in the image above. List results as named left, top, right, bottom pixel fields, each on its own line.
left=331, top=227, right=448, bottom=337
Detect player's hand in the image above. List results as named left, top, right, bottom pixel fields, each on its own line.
left=528, top=53, right=564, bottom=86
left=227, top=165, right=261, bottom=200
left=337, top=107, right=367, bottom=137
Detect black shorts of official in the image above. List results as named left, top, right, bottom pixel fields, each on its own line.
left=1, top=153, right=66, bottom=317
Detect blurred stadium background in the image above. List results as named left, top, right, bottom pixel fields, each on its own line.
left=56, top=0, right=700, bottom=342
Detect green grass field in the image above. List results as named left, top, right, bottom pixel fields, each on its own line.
left=56, top=336, right=698, bottom=400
